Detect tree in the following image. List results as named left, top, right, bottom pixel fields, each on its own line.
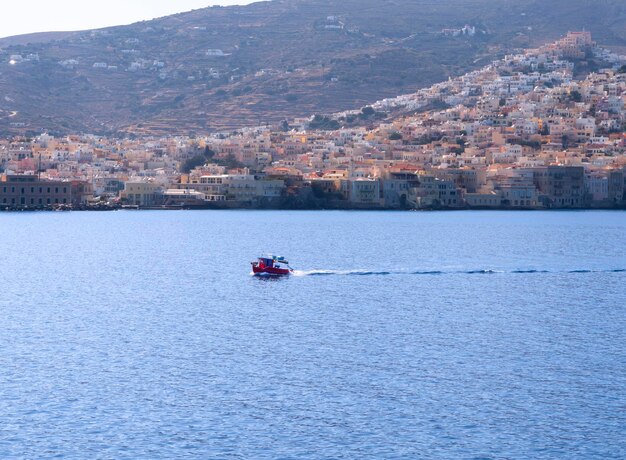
left=181, top=155, right=207, bottom=173
left=569, top=90, right=582, bottom=103
left=215, top=154, right=245, bottom=170
left=181, top=146, right=216, bottom=173
left=361, top=106, right=375, bottom=117
left=389, top=131, right=402, bottom=141
left=309, top=114, right=340, bottom=130
left=561, top=134, right=570, bottom=150
left=454, top=138, right=466, bottom=153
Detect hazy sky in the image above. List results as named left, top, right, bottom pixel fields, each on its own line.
left=1, top=1, right=256, bottom=39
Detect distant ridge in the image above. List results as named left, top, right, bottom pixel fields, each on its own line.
left=0, top=31, right=79, bottom=48
left=0, top=0, right=624, bottom=136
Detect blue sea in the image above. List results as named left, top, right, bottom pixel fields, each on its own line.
left=0, top=210, right=625, bottom=459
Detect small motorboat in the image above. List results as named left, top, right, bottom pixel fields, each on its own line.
left=251, top=255, right=293, bottom=276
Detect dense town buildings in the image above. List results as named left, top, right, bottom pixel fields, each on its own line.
left=1, top=33, right=625, bottom=210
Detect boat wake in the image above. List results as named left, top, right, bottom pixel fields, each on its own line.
left=291, top=268, right=626, bottom=277
left=293, top=270, right=393, bottom=277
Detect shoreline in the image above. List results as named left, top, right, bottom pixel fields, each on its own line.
left=2, top=205, right=625, bottom=213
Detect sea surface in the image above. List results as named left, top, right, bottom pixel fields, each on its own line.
left=0, top=210, right=625, bottom=459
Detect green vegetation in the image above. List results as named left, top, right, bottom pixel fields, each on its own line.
left=569, top=90, right=583, bottom=103
left=181, top=155, right=208, bottom=173
left=416, top=100, right=452, bottom=114
left=413, top=132, right=444, bottom=145
left=361, top=106, right=375, bottom=117
left=309, top=115, right=340, bottom=130
left=359, top=106, right=386, bottom=121
left=180, top=147, right=216, bottom=173
left=454, top=138, right=467, bottom=153
left=562, top=134, right=570, bottom=150
left=181, top=150, right=245, bottom=173
left=215, top=154, right=245, bottom=170
left=515, top=139, right=542, bottom=150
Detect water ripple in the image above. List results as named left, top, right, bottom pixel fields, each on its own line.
left=290, top=268, right=626, bottom=277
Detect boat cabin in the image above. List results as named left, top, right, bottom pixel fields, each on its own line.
left=257, top=256, right=289, bottom=268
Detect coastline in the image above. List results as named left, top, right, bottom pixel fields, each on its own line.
left=2, top=204, right=625, bottom=213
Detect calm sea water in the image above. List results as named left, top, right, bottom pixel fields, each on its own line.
left=0, top=210, right=625, bottom=459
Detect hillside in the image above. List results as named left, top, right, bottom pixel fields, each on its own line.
left=0, top=31, right=79, bottom=48
left=0, top=0, right=625, bottom=136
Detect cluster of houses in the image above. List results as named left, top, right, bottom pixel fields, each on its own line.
left=1, top=32, right=625, bottom=210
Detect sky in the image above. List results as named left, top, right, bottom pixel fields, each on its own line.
left=1, top=0, right=256, bottom=39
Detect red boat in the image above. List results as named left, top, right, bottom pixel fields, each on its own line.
left=251, top=256, right=293, bottom=276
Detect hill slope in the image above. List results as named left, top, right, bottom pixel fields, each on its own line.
left=0, top=32, right=79, bottom=48
left=0, top=0, right=625, bottom=136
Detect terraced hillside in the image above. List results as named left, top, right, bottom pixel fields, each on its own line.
left=0, top=0, right=625, bottom=136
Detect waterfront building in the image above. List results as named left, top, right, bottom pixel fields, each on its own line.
left=532, top=166, right=585, bottom=208
left=464, top=191, right=502, bottom=207
left=408, top=175, right=460, bottom=209
left=162, top=189, right=226, bottom=206
left=345, top=179, right=383, bottom=207
left=382, top=171, right=421, bottom=208
left=173, top=174, right=285, bottom=205
left=585, top=170, right=625, bottom=204
left=225, top=175, right=285, bottom=203
left=120, top=181, right=162, bottom=207
left=0, top=175, right=91, bottom=209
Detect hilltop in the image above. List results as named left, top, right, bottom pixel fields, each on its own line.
left=0, top=32, right=79, bottom=48
left=0, top=0, right=625, bottom=136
